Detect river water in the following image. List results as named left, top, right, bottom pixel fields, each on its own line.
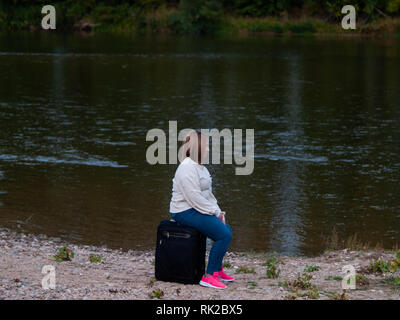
left=1, top=32, right=400, bottom=255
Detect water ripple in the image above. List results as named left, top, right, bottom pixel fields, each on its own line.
left=255, top=153, right=328, bottom=163
left=0, top=154, right=127, bottom=168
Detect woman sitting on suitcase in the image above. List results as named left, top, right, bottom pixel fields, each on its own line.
left=170, top=129, right=234, bottom=289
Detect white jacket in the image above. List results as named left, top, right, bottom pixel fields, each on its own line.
left=169, top=157, right=222, bottom=216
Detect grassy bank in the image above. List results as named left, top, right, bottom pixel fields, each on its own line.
left=220, top=15, right=400, bottom=36
left=1, top=2, right=400, bottom=36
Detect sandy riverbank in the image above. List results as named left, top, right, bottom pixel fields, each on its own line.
left=0, top=228, right=399, bottom=300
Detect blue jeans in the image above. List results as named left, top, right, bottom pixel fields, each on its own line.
left=171, top=208, right=232, bottom=275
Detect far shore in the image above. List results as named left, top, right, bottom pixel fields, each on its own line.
left=3, top=11, right=400, bottom=38
left=1, top=228, right=399, bottom=300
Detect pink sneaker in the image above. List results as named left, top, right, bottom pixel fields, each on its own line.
left=199, top=274, right=227, bottom=289
left=217, top=267, right=235, bottom=282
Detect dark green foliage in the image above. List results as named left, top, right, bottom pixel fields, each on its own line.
left=1, top=0, right=400, bottom=33
left=168, top=0, right=223, bottom=34
left=222, top=0, right=300, bottom=17
left=287, top=20, right=317, bottom=33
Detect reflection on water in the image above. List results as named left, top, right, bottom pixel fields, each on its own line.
left=1, top=33, right=400, bottom=255
left=268, top=54, right=304, bottom=255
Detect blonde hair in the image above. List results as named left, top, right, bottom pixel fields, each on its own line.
left=179, top=129, right=209, bottom=164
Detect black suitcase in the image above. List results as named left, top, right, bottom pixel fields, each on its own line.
left=155, top=219, right=206, bottom=284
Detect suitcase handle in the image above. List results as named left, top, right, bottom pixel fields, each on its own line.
left=162, top=231, right=191, bottom=239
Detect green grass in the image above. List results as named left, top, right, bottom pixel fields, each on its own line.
left=369, top=259, right=390, bottom=273
left=150, top=289, right=164, bottom=299
left=88, top=254, right=103, bottom=263
left=148, top=277, right=156, bottom=287
left=235, top=266, right=255, bottom=274
left=325, top=275, right=343, bottom=281
left=366, top=252, right=400, bottom=274
left=304, top=264, right=320, bottom=273
left=382, top=276, right=400, bottom=287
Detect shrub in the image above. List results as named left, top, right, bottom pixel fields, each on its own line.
left=262, top=257, right=281, bottom=279
left=369, top=259, right=389, bottom=273
left=88, top=254, right=103, bottom=263
left=53, top=246, right=74, bottom=262
left=356, top=274, right=369, bottom=287
left=168, top=0, right=223, bottom=34
left=284, top=272, right=314, bottom=290
left=150, top=289, right=164, bottom=299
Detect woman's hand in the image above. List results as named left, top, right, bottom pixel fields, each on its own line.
left=218, top=212, right=226, bottom=224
